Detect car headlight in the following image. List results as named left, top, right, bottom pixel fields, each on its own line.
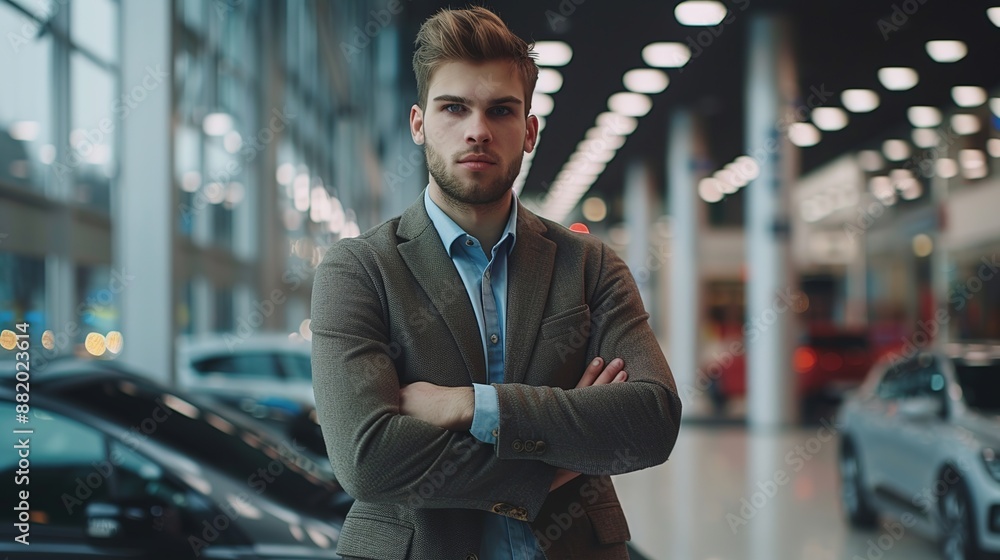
left=983, top=448, right=1000, bottom=482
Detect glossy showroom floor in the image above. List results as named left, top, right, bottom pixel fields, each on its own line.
left=612, top=425, right=943, bottom=560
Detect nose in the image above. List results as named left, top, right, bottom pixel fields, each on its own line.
left=465, top=112, right=492, bottom=145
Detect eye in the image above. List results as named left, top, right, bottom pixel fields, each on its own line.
left=490, top=106, right=514, bottom=116
left=444, top=104, right=465, bottom=113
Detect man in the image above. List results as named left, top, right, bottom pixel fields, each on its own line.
left=311, top=6, right=682, bottom=559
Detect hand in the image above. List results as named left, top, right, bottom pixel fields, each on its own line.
left=551, top=357, right=628, bottom=491
left=575, top=356, right=627, bottom=388
left=399, top=382, right=474, bottom=431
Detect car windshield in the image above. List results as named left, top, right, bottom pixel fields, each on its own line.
left=44, top=373, right=343, bottom=516
left=954, top=361, right=1000, bottom=414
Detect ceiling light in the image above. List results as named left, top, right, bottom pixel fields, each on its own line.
left=925, top=40, right=967, bottom=63
left=8, top=121, right=39, bottom=142
left=951, top=114, right=981, bottom=135
left=858, top=150, right=884, bottom=172
left=951, top=86, right=987, bottom=107
left=882, top=139, right=910, bottom=161
left=531, top=93, right=554, bottom=116
left=674, top=1, right=727, bottom=26
left=203, top=113, right=233, bottom=136
left=582, top=197, right=607, bottom=222
left=869, top=176, right=894, bottom=199
left=935, top=158, right=958, bottom=178
left=642, top=42, right=692, bottom=68
left=877, top=67, right=919, bottom=91
left=991, top=98, right=1000, bottom=118
left=811, top=107, right=848, bottom=131
left=959, top=149, right=986, bottom=170
left=533, top=41, right=573, bottom=66
left=596, top=112, right=638, bottom=135
left=842, top=89, right=880, bottom=113
left=912, top=128, right=939, bottom=148
left=623, top=69, right=669, bottom=94
left=788, top=122, right=821, bottom=147
left=608, top=92, right=652, bottom=117
left=698, top=177, right=724, bottom=203
left=733, top=156, right=760, bottom=181
left=988, top=7, right=1000, bottom=27
left=536, top=69, right=563, bottom=94
left=988, top=138, right=1000, bottom=158
left=907, top=106, right=942, bottom=128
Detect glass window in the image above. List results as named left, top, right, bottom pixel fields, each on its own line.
left=75, top=264, right=120, bottom=345
left=192, top=352, right=279, bottom=379
left=278, top=352, right=312, bottom=380
left=70, top=0, right=117, bottom=63
left=70, top=51, right=117, bottom=212
left=955, top=360, right=1000, bottom=414
left=10, top=0, right=59, bottom=20
left=0, top=401, right=110, bottom=533
left=0, top=2, right=54, bottom=194
left=0, top=253, right=47, bottom=336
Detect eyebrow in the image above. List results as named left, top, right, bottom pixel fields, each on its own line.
left=432, top=94, right=523, bottom=106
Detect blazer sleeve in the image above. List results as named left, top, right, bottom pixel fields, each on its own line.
left=492, top=242, right=682, bottom=474
left=311, top=239, right=556, bottom=520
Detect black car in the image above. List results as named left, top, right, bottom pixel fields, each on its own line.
left=0, top=359, right=351, bottom=559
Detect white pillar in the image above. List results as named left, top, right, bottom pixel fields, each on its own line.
left=745, top=15, right=799, bottom=430
left=116, top=0, right=174, bottom=383
left=625, top=160, right=655, bottom=313
left=667, top=110, right=701, bottom=414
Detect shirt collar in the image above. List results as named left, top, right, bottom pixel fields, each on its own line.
left=423, top=186, right=518, bottom=257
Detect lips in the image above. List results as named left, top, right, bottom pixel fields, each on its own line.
left=458, top=154, right=497, bottom=164
left=457, top=153, right=498, bottom=171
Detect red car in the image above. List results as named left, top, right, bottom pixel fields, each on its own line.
left=706, top=326, right=878, bottom=420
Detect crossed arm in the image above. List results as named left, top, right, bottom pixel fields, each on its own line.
left=399, top=357, right=629, bottom=490
left=311, top=240, right=681, bottom=520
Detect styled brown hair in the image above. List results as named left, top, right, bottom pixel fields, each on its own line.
left=412, top=6, right=538, bottom=116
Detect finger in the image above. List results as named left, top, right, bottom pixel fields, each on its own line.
left=591, top=358, right=625, bottom=386
left=575, top=357, right=605, bottom=388
left=612, top=371, right=628, bottom=383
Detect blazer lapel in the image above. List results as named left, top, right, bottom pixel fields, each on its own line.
left=504, top=204, right=556, bottom=384
left=396, top=198, right=488, bottom=385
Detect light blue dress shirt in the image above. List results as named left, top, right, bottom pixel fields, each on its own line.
left=423, top=187, right=544, bottom=559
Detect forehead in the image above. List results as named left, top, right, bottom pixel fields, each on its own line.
left=427, top=60, right=525, bottom=102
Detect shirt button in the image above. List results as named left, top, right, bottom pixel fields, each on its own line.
left=490, top=333, right=499, bottom=344
left=465, top=238, right=475, bottom=246
left=484, top=269, right=491, bottom=280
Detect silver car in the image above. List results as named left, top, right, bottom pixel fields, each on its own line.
left=176, top=333, right=315, bottom=424
left=837, top=343, right=1000, bottom=560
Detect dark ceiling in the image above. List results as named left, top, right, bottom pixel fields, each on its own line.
left=399, top=0, right=1000, bottom=219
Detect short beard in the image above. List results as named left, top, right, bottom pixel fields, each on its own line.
left=425, top=141, right=522, bottom=207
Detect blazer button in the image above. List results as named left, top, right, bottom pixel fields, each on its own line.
left=492, top=503, right=510, bottom=514
left=511, top=507, right=528, bottom=521
left=466, top=554, right=479, bottom=560
left=512, top=439, right=523, bottom=452
left=534, top=440, right=546, bottom=454
left=523, top=440, right=536, bottom=453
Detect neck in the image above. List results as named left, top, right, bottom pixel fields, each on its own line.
left=429, top=183, right=513, bottom=252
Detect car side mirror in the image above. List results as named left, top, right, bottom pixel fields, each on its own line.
left=898, top=396, right=944, bottom=420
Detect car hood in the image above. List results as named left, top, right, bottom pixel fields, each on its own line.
left=954, top=410, right=1000, bottom=449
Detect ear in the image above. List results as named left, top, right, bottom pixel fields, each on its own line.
left=410, top=104, right=425, bottom=145
left=523, top=114, right=539, bottom=154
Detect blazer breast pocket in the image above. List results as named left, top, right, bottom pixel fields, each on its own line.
left=540, top=304, right=591, bottom=341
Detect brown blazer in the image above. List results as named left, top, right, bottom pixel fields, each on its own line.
left=310, top=195, right=682, bottom=559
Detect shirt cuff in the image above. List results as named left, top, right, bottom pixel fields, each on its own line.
left=470, top=383, right=499, bottom=444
